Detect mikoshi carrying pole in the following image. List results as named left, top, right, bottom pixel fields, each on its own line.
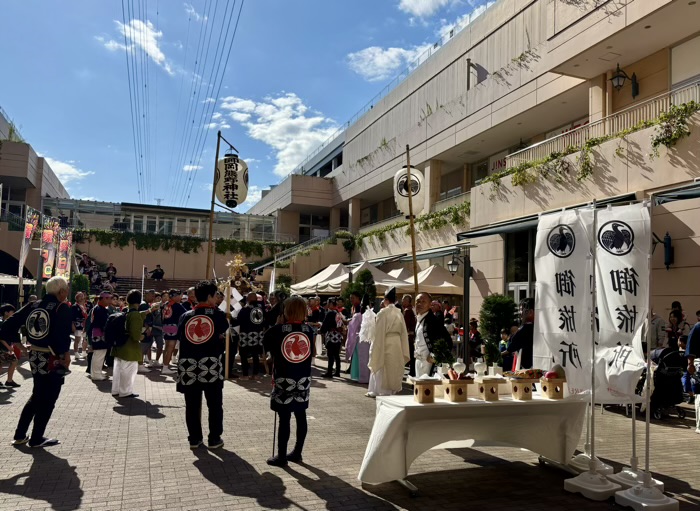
left=405, top=145, right=419, bottom=297
left=224, top=279, right=232, bottom=380
left=615, top=198, right=678, bottom=510
left=565, top=200, right=621, bottom=500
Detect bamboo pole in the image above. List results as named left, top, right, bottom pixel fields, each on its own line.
left=405, top=145, right=419, bottom=297
left=206, top=131, right=222, bottom=279
left=224, top=279, right=232, bottom=380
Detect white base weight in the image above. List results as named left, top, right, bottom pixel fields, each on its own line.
left=569, top=453, right=614, bottom=475
left=608, top=468, right=664, bottom=492
left=615, top=485, right=679, bottom=511
left=564, top=471, right=621, bottom=501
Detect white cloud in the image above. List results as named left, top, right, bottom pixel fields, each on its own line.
left=349, top=0, right=494, bottom=82
left=347, top=44, right=431, bottom=82
left=184, top=3, right=207, bottom=22
left=398, top=0, right=453, bottom=17
left=43, top=157, right=94, bottom=185
left=220, top=93, right=339, bottom=178
left=98, top=19, right=174, bottom=76
left=77, top=196, right=99, bottom=201
left=183, top=164, right=202, bottom=172
left=203, top=97, right=216, bottom=104
left=242, top=185, right=262, bottom=207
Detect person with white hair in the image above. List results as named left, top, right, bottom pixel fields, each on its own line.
left=0, top=276, right=72, bottom=447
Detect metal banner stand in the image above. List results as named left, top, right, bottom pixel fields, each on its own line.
left=569, top=403, right=614, bottom=474
left=565, top=202, right=621, bottom=500
left=615, top=198, right=678, bottom=510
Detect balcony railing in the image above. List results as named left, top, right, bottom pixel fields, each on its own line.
left=430, top=191, right=470, bottom=213
left=0, top=209, right=25, bottom=232
left=506, top=80, right=700, bottom=169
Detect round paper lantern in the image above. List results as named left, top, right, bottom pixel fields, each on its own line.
left=215, top=153, right=248, bottom=208
left=393, top=166, right=425, bottom=216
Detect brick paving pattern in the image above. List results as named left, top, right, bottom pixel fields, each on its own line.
left=0, top=358, right=698, bottom=511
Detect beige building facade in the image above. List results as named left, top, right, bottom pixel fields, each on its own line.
left=250, top=0, right=700, bottom=320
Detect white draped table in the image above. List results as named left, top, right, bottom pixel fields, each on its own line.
left=358, top=394, right=587, bottom=488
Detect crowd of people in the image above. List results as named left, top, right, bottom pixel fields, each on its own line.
left=1, top=277, right=697, bottom=463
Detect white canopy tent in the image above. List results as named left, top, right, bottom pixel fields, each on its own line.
left=316, top=262, right=408, bottom=294
left=290, top=263, right=348, bottom=295
left=0, top=274, right=36, bottom=286
left=387, top=267, right=413, bottom=281
left=398, top=264, right=463, bottom=295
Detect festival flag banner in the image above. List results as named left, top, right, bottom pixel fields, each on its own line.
left=55, top=229, right=73, bottom=279
left=40, top=217, right=61, bottom=280
left=18, top=207, right=41, bottom=278
left=533, top=208, right=593, bottom=395
left=594, top=203, right=650, bottom=401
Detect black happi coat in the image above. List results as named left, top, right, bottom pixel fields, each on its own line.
left=419, top=312, right=453, bottom=353
left=176, top=304, right=229, bottom=393
left=71, top=303, right=88, bottom=331
left=232, top=304, right=266, bottom=349
left=0, top=295, right=72, bottom=376
left=90, top=305, right=111, bottom=350
left=162, top=301, right=186, bottom=341
left=263, top=323, right=314, bottom=412
left=319, top=309, right=343, bottom=347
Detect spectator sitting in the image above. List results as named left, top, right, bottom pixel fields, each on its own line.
left=148, top=265, right=165, bottom=281
left=106, top=263, right=118, bottom=283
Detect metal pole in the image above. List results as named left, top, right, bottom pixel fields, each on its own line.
left=462, top=250, right=470, bottom=362
left=405, top=145, right=419, bottom=297
left=141, top=265, right=145, bottom=298
left=589, top=200, right=598, bottom=473
left=224, top=280, right=231, bottom=380
left=206, top=131, right=222, bottom=279
left=643, top=198, right=654, bottom=487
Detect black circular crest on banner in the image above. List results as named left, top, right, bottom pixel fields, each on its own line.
left=547, top=224, right=576, bottom=258
left=598, top=220, right=634, bottom=256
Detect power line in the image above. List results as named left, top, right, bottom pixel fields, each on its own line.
left=169, top=0, right=213, bottom=204
left=183, top=0, right=246, bottom=206
left=121, top=0, right=143, bottom=201
left=177, top=0, right=235, bottom=205
left=173, top=0, right=222, bottom=205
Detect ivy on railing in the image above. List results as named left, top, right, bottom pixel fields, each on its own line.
left=355, top=200, right=470, bottom=247
left=479, top=100, right=700, bottom=199
left=74, top=229, right=294, bottom=258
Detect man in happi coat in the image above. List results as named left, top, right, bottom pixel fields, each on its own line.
left=367, top=288, right=409, bottom=397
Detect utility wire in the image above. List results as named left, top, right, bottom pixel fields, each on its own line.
left=121, top=0, right=143, bottom=201
left=183, top=0, right=246, bottom=206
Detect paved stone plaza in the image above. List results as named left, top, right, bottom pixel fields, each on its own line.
left=0, top=359, right=698, bottom=511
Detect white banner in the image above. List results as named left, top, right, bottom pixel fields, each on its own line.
left=594, top=203, right=649, bottom=401
left=534, top=209, right=593, bottom=395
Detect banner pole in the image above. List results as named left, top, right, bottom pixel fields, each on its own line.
left=405, top=145, right=419, bottom=297
left=141, top=265, right=145, bottom=298
left=643, top=200, right=654, bottom=487
left=589, top=199, right=598, bottom=473
left=206, top=131, right=222, bottom=279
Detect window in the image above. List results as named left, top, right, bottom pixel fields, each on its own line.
left=177, top=218, right=187, bottom=234
left=439, top=169, right=464, bottom=201
left=382, top=198, right=399, bottom=220
left=146, top=216, right=157, bottom=233
left=505, top=229, right=536, bottom=301
left=160, top=218, right=174, bottom=235
left=472, top=160, right=488, bottom=186
left=133, top=215, right=143, bottom=233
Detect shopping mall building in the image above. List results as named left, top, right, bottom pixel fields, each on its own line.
left=249, top=0, right=700, bottom=320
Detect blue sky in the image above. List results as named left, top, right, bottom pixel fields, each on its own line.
left=0, top=0, right=493, bottom=212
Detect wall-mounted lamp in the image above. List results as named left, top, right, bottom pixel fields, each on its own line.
left=610, top=63, right=639, bottom=99
left=652, top=231, right=674, bottom=270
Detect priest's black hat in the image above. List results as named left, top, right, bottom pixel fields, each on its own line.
left=384, top=287, right=397, bottom=303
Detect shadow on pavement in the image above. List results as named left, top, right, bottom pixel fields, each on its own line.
left=112, top=399, right=180, bottom=419
left=286, top=463, right=395, bottom=511
left=192, top=447, right=293, bottom=509
left=0, top=449, right=83, bottom=511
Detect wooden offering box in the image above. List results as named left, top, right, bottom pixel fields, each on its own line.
left=443, top=379, right=473, bottom=402
left=413, top=380, right=440, bottom=404
left=509, top=379, right=538, bottom=401
left=477, top=377, right=501, bottom=402
left=540, top=378, right=565, bottom=399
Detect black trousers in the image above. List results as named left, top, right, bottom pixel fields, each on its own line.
left=227, top=337, right=239, bottom=375
left=239, top=346, right=260, bottom=376
left=15, top=373, right=64, bottom=444
left=326, top=343, right=341, bottom=375
left=407, top=339, right=416, bottom=377
left=85, top=351, right=92, bottom=373
left=183, top=385, right=223, bottom=444
left=277, top=408, right=307, bottom=458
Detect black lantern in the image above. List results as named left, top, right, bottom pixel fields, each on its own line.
left=610, top=63, right=639, bottom=98
left=447, top=256, right=460, bottom=276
